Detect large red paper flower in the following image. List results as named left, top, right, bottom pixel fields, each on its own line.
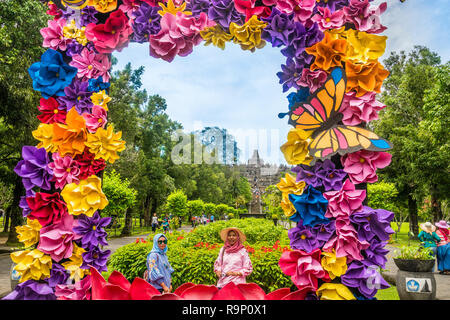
left=37, top=97, right=66, bottom=124
left=85, top=9, right=133, bottom=54
left=234, top=0, right=272, bottom=22
left=73, top=151, right=106, bottom=180
left=26, top=192, right=68, bottom=227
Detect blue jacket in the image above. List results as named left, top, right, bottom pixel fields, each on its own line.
left=146, top=233, right=174, bottom=290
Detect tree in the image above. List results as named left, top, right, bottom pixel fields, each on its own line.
left=102, top=169, right=137, bottom=218
left=203, top=203, right=217, bottom=217
left=166, top=189, right=188, bottom=220
left=261, top=185, right=283, bottom=220
left=187, top=199, right=204, bottom=222
left=215, top=204, right=231, bottom=219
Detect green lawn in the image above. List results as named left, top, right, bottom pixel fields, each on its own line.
left=375, top=285, right=399, bottom=300
left=389, top=222, right=421, bottom=247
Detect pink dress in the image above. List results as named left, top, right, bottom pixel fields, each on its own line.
left=214, top=246, right=253, bottom=288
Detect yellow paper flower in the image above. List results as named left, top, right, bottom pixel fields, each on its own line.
left=229, top=15, right=267, bottom=52
left=200, top=25, right=233, bottom=50
left=316, top=283, right=356, bottom=300
left=276, top=173, right=306, bottom=195
left=75, top=26, right=88, bottom=46
left=321, top=249, right=348, bottom=279
left=63, top=20, right=78, bottom=39
left=280, top=128, right=313, bottom=165
left=158, top=0, right=191, bottom=16
left=11, top=249, right=52, bottom=282
left=32, top=123, right=58, bottom=153
left=61, top=175, right=109, bottom=217
left=62, top=243, right=90, bottom=281
left=85, top=125, right=126, bottom=163
left=86, top=0, right=117, bottom=13
left=91, top=90, right=111, bottom=111
left=343, top=29, right=387, bottom=63
left=16, top=218, right=42, bottom=248
left=280, top=193, right=296, bottom=218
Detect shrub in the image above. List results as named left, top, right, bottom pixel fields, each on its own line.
left=395, top=245, right=434, bottom=260
left=102, top=169, right=137, bottom=218
left=166, top=189, right=188, bottom=219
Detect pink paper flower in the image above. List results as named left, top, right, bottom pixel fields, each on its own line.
left=82, top=105, right=108, bottom=133
left=341, top=150, right=392, bottom=184
left=55, top=275, right=92, bottom=300
left=344, top=0, right=387, bottom=34
left=297, top=68, right=328, bottom=93
left=311, top=7, right=345, bottom=31
left=69, top=48, right=111, bottom=82
left=176, top=12, right=215, bottom=44
left=340, top=91, right=386, bottom=125
left=323, top=222, right=369, bottom=262
left=48, top=153, right=81, bottom=190
left=278, top=248, right=329, bottom=291
left=323, top=179, right=366, bottom=221
left=276, top=0, right=316, bottom=24
left=38, top=214, right=81, bottom=262
left=40, top=18, right=70, bottom=51
left=119, top=0, right=143, bottom=18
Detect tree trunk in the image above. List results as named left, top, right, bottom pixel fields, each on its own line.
left=143, top=195, right=151, bottom=227
left=430, top=185, right=443, bottom=222
left=7, top=176, right=24, bottom=245
left=120, top=208, right=133, bottom=236
left=3, top=205, right=10, bottom=233
left=408, top=194, right=419, bottom=239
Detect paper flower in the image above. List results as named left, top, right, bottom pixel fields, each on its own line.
left=14, top=146, right=53, bottom=193
left=85, top=125, right=126, bottom=163
left=276, top=173, right=306, bottom=195
left=57, top=80, right=93, bottom=115
left=281, top=193, right=296, bottom=218
left=305, top=31, right=347, bottom=71
left=61, top=175, right=109, bottom=217
left=323, top=179, right=366, bottom=221
left=52, top=108, right=88, bottom=157
left=280, top=128, right=313, bottom=165
left=37, top=97, right=66, bottom=124
left=79, top=6, right=99, bottom=27
left=345, top=60, right=389, bottom=97
left=275, top=0, right=315, bottom=24
left=16, top=218, right=42, bottom=248
left=37, top=214, right=81, bottom=262
left=261, top=8, right=296, bottom=48
left=186, top=0, right=210, bottom=17
left=69, top=48, right=111, bottom=82
left=320, top=249, right=347, bottom=279
left=81, top=246, right=111, bottom=272
left=10, top=249, right=52, bottom=282
left=88, top=77, right=110, bottom=93
left=20, top=194, right=33, bottom=217
left=323, top=222, right=369, bottom=262
left=296, top=159, right=347, bottom=191
left=288, top=186, right=329, bottom=226
left=48, top=152, right=81, bottom=189
left=279, top=248, right=328, bottom=291
left=48, top=263, right=70, bottom=288
left=350, top=206, right=394, bottom=242
left=28, top=49, right=77, bottom=99
left=288, top=221, right=322, bottom=252
left=297, top=68, right=328, bottom=93
left=131, top=2, right=162, bottom=42
left=277, top=57, right=305, bottom=92
left=158, top=0, right=192, bottom=16
left=40, top=18, right=70, bottom=51
left=315, top=0, right=349, bottom=13
left=61, top=243, right=89, bottom=281
left=341, top=150, right=392, bottom=184
left=311, top=7, right=345, bottom=31
left=55, top=275, right=91, bottom=300
left=176, top=12, right=214, bottom=43
left=200, top=25, right=233, bottom=50
left=311, top=220, right=336, bottom=245
left=280, top=22, right=323, bottom=60
left=208, top=0, right=244, bottom=29
left=85, top=9, right=133, bottom=53
left=73, top=151, right=106, bottom=180
left=90, top=90, right=112, bottom=110
left=316, top=283, right=355, bottom=300
left=32, top=124, right=58, bottom=153
left=233, top=0, right=271, bottom=21
left=344, top=0, right=387, bottom=34
left=2, top=280, right=56, bottom=300
left=73, top=211, right=111, bottom=249
left=82, top=105, right=108, bottom=133
left=341, top=260, right=389, bottom=299
left=362, top=239, right=390, bottom=268
left=229, top=15, right=267, bottom=52
left=86, top=0, right=118, bottom=13
left=340, top=91, right=386, bottom=126
left=344, top=29, right=387, bottom=63
left=286, top=86, right=310, bottom=109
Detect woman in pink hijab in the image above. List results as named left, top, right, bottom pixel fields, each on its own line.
left=214, top=227, right=253, bottom=289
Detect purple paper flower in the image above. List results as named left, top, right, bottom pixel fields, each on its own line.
left=60, top=7, right=76, bottom=21
left=81, top=246, right=111, bottom=272
left=314, top=0, right=349, bottom=13
left=280, top=21, right=323, bottom=59
left=208, top=0, right=245, bottom=29
left=187, top=0, right=212, bottom=17
left=14, top=146, right=53, bottom=193
left=48, top=263, right=70, bottom=288
left=350, top=206, right=395, bottom=242
left=73, top=211, right=111, bottom=249
left=261, top=8, right=296, bottom=48
left=2, top=280, right=56, bottom=300
left=277, top=57, right=304, bottom=92
left=19, top=194, right=33, bottom=217
left=311, top=219, right=336, bottom=244
left=288, top=185, right=329, bottom=227
left=79, top=6, right=99, bottom=27
left=131, top=3, right=162, bottom=43
left=363, top=239, right=389, bottom=268
left=315, top=159, right=347, bottom=191
left=65, top=41, right=83, bottom=57
left=292, top=162, right=321, bottom=187
left=57, top=79, right=93, bottom=115
left=341, top=260, right=389, bottom=299
left=288, top=221, right=322, bottom=252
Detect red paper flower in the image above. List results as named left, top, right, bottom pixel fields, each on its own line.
left=73, top=151, right=106, bottom=180
left=26, top=192, right=68, bottom=227
left=234, top=0, right=272, bottom=21
left=37, top=97, right=66, bottom=124
left=85, top=9, right=133, bottom=54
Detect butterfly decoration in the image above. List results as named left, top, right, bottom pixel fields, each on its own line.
left=279, top=67, right=392, bottom=164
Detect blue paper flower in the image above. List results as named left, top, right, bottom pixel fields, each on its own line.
left=28, top=49, right=77, bottom=99
left=288, top=185, right=329, bottom=227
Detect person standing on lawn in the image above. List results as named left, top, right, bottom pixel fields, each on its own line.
left=151, top=213, right=159, bottom=233
left=145, top=233, right=174, bottom=293
left=435, top=220, right=450, bottom=275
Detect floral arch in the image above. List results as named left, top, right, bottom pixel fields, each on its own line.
left=6, top=0, right=395, bottom=300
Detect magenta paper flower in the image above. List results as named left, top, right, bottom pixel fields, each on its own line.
left=38, top=214, right=81, bottom=262
left=55, top=275, right=92, bottom=300
left=341, top=150, right=392, bottom=184
left=48, top=153, right=81, bottom=190
left=341, top=91, right=386, bottom=125
left=278, top=248, right=329, bottom=291
left=323, top=222, right=369, bottom=262
left=176, top=12, right=215, bottom=43
left=323, top=179, right=365, bottom=221
left=40, top=18, right=70, bottom=51
left=119, top=0, right=143, bottom=18
left=82, top=105, right=107, bottom=133
left=297, top=68, right=328, bottom=93
left=311, top=7, right=345, bottom=31
left=69, top=48, right=111, bottom=82
left=344, top=0, right=387, bottom=34
left=276, top=0, right=316, bottom=24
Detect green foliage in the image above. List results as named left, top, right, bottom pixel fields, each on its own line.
left=187, top=199, right=204, bottom=218
left=203, top=203, right=216, bottom=216
left=262, top=185, right=283, bottom=219
left=166, top=189, right=188, bottom=218
left=395, top=245, right=434, bottom=260
left=215, top=203, right=232, bottom=219
left=102, top=170, right=137, bottom=218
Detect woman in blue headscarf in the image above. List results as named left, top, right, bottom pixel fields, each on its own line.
left=146, top=233, right=174, bottom=293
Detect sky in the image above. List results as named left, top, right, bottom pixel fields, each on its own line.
left=112, top=0, right=450, bottom=165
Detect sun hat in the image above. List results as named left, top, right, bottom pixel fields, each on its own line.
left=219, top=227, right=246, bottom=243
left=435, top=220, right=449, bottom=229
left=420, top=222, right=436, bottom=233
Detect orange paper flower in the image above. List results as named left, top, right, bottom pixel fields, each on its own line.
left=52, top=108, right=88, bottom=157
left=305, top=31, right=347, bottom=72
left=345, top=60, right=389, bottom=97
